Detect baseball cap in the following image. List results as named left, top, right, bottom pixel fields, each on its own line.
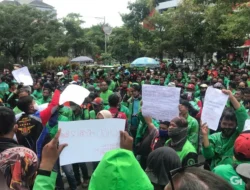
left=168, top=82, right=176, bottom=87
left=56, top=72, right=64, bottom=76
left=200, top=84, right=208, bottom=88
left=236, top=163, right=250, bottom=179
left=234, top=132, right=250, bottom=161
left=92, top=97, right=103, bottom=105
left=186, top=84, right=195, bottom=90
left=214, top=82, right=224, bottom=89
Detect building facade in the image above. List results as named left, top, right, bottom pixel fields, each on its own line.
left=2, top=0, right=56, bottom=15
left=156, top=0, right=180, bottom=12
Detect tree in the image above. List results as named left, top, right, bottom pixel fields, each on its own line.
left=0, top=4, right=59, bottom=63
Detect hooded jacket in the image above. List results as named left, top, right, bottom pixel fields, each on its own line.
left=202, top=106, right=248, bottom=170
left=89, top=149, right=153, bottom=190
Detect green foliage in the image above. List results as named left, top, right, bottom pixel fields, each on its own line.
left=41, top=56, right=69, bottom=71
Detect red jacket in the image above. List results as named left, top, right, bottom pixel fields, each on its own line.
left=109, top=107, right=128, bottom=131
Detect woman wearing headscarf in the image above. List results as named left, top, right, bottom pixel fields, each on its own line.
left=146, top=147, right=181, bottom=190
left=165, top=117, right=198, bottom=167
left=96, top=110, right=112, bottom=119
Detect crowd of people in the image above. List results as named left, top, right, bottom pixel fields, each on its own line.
left=0, top=60, right=250, bottom=190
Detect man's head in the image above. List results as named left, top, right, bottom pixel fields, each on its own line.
left=239, top=81, right=246, bottom=89
left=108, top=94, right=120, bottom=108
left=122, top=80, right=128, bottom=88
left=200, top=84, right=208, bottom=96
left=34, top=82, right=42, bottom=90
left=234, top=90, right=243, bottom=102
left=160, top=77, right=165, bottom=85
left=9, top=82, right=17, bottom=92
left=100, top=82, right=108, bottom=92
left=186, top=84, right=195, bottom=94
left=179, top=100, right=190, bottom=115
left=234, top=132, right=250, bottom=162
left=130, top=84, right=140, bottom=98
left=92, top=97, right=103, bottom=113
left=136, top=76, right=142, bottom=84
left=211, top=78, right=218, bottom=85
left=220, top=108, right=237, bottom=138
left=168, top=117, right=188, bottom=139
left=242, top=73, right=248, bottom=82
left=70, top=102, right=81, bottom=114
left=154, top=75, right=159, bottom=82
left=165, top=167, right=233, bottom=190
left=243, top=88, right=250, bottom=109
left=42, top=88, right=51, bottom=100
left=0, top=107, right=17, bottom=138
left=17, top=96, right=37, bottom=114
left=159, top=121, right=170, bottom=138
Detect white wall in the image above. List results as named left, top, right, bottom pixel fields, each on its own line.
left=156, top=0, right=180, bottom=10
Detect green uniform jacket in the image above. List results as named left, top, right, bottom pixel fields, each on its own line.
left=165, top=139, right=197, bottom=166
left=202, top=106, right=248, bottom=170
left=100, top=90, right=113, bottom=105
left=0, top=82, right=9, bottom=99
left=186, top=114, right=199, bottom=150
left=108, top=80, right=116, bottom=91
left=213, top=164, right=245, bottom=190
left=32, top=90, right=43, bottom=100
left=33, top=172, right=57, bottom=190
left=89, top=149, right=153, bottom=190
left=89, top=110, right=97, bottom=119
left=127, top=97, right=142, bottom=126
left=37, top=97, right=52, bottom=105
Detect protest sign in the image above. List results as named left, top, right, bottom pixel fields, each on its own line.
left=59, top=119, right=126, bottom=166
left=244, top=119, right=250, bottom=131
left=201, top=87, right=228, bottom=131
left=12, top=67, right=33, bottom=86
left=59, top=84, right=90, bottom=106
left=142, top=85, right=181, bottom=121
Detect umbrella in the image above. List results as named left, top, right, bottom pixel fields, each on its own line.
left=71, top=56, right=94, bottom=63
left=131, top=57, right=160, bottom=68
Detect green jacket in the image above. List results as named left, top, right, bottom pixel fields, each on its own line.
left=104, top=105, right=130, bottom=118
left=89, top=149, right=153, bottom=190
left=202, top=106, right=248, bottom=170
left=186, top=114, right=199, bottom=149
left=165, top=139, right=197, bottom=166
left=37, top=97, right=52, bottom=105
left=100, top=90, right=113, bottom=105
left=33, top=172, right=57, bottom=190
left=72, top=109, right=90, bottom=121
left=213, top=164, right=245, bottom=190
left=89, top=110, right=97, bottom=119
left=108, top=80, right=116, bottom=91
left=127, top=97, right=142, bottom=126
left=32, top=89, right=43, bottom=100
left=0, top=82, right=9, bottom=99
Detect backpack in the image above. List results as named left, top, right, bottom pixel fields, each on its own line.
left=16, top=114, right=50, bottom=159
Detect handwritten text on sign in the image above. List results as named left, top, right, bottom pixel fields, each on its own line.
left=201, top=87, right=228, bottom=131
left=142, top=85, right=181, bottom=121
left=59, top=119, right=126, bottom=166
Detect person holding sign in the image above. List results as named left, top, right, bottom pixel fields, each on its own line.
left=165, top=117, right=198, bottom=167
left=201, top=89, right=248, bottom=170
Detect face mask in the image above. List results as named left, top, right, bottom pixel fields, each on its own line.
left=221, top=128, right=236, bottom=138
left=168, top=127, right=187, bottom=137
left=200, top=91, right=206, bottom=96
left=155, top=79, right=159, bottom=82
left=159, top=129, right=168, bottom=138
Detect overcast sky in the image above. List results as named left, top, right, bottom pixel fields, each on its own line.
left=43, top=0, right=135, bottom=27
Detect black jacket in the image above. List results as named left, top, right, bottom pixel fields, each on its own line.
left=0, top=137, right=21, bottom=153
